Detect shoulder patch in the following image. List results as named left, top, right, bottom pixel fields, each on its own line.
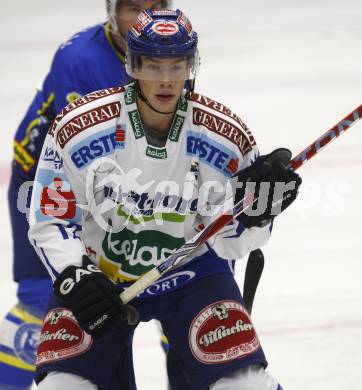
left=192, top=107, right=254, bottom=157
left=48, top=87, right=125, bottom=136
left=189, top=93, right=256, bottom=145
left=56, top=101, right=121, bottom=148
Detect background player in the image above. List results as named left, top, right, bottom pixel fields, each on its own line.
left=29, top=9, right=301, bottom=389
left=0, top=2, right=171, bottom=389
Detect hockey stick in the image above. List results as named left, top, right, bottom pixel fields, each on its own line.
left=120, top=104, right=362, bottom=304
left=243, top=249, right=265, bottom=314
left=241, top=104, right=362, bottom=313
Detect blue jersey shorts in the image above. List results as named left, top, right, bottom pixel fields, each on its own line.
left=35, top=273, right=267, bottom=390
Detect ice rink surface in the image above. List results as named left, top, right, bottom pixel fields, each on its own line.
left=0, top=1, right=361, bottom=388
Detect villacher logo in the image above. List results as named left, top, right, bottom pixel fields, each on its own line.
left=189, top=300, right=260, bottom=364
left=36, top=308, right=92, bottom=366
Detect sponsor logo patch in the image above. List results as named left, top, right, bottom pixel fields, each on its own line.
left=138, top=271, right=196, bottom=297
left=169, top=114, right=184, bottom=142
left=56, top=102, right=121, bottom=148
left=152, top=10, right=178, bottom=16
left=116, top=126, right=125, bottom=142
left=190, top=94, right=255, bottom=145
left=177, top=11, right=193, bottom=35
left=104, top=185, right=197, bottom=221
left=193, top=107, right=253, bottom=157
left=152, top=21, right=179, bottom=36
left=42, top=146, right=63, bottom=169
left=124, top=88, right=136, bottom=105
left=36, top=308, right=92, bottom=366
left=128, top=110, right=145, bottom=139
left=40, top=177, right=76, bottom=219
left=34, top=170, right=81, bottom=223
left=189, top=300, right=260, bottom=364
left=186, top=131, right=239, bottom=176
left=48, top=88, right=124, bottom=136
left=70, top=126, right=126, bottom=169
left=102, top=226, right=185, bottom=278
left=132, top=11, right=153, bottom=36
left=146, top=145, right=167, bottom=159
left=177, top=96, right=188, bottom=112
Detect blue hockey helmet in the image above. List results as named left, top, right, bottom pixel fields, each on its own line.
left=125, top=9, right=200, bottom=81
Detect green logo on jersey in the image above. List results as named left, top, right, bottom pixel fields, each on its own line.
left=146, top=146, right=167, bottom=159
left=102, top=227, right=185, bottom=276
left=169, top=114, right=184, bottom=142
left=117, top=206, right=186, bottom=224
left=177, top=96, right=188, bottom=112
left=128, top=110, right=145, bottom=139
left=124, top=88, right=136, bottom=105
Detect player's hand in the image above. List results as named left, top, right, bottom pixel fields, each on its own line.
left=233, top=148, right=302, bottom=228
left=54, top=255, right=138, bottom=339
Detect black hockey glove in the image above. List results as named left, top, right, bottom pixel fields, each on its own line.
left=233, top=148, right=302, bottom=228
left=54, top=255, right=139, bottom=339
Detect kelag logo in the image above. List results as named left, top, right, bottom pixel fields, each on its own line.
left=186, top=131, right=239, bottom=176
left=70, top=126, right=126, bottom=169
left=102, top=226, right=185, bottom=277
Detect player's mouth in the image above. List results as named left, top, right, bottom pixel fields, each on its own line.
left=155, top=94, right=175, bottom=103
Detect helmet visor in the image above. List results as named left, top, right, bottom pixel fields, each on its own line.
left=126, top=51, right=200, bottom=81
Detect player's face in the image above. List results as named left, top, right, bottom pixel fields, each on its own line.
left=115, top=0, right=164, bottom=38
left=138, top=57, right=186, bottom=112
left=136, top=56, right=190, bottom=82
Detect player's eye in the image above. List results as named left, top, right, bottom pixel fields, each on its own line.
left=146, top=63, right=161, bottom=72
left=171, top=63, right=188, bottom=76
left=171, top=64, right=184, bottom=72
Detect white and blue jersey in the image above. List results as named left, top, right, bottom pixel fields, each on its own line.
left=28, top=83, right=272, bottom=295
left=29, top=84, right=273, bottom=389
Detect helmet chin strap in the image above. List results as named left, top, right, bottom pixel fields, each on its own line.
left=135, top=81, right=176, bottom=115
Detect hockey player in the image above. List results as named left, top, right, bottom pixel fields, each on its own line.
left=28, top=9, right=301, bottom=389
left=0, top=1, right=171, bottom=389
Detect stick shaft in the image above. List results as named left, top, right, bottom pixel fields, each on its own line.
left=289, top=105, right=362, bottom=171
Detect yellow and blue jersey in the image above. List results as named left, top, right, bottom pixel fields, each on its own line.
left=10, top=22, right=131, bottom=281
left=13, top=22, right=130, bottom=177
